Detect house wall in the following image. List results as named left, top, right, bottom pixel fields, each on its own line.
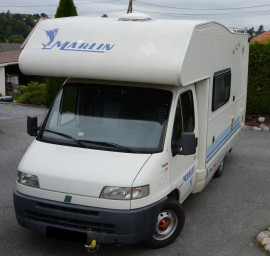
left=0, top=66, right=5, bottom=96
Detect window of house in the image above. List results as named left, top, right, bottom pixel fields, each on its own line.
left=212, top=69, right=231, bottom=111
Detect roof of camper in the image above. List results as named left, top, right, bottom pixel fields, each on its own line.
left=19, top=15, right=240, bottom=86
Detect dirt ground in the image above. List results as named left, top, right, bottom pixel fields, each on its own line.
left=245, top=114, right=270, bottom=127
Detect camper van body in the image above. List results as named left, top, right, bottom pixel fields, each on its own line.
left=14, top=15, right=248, bottom=248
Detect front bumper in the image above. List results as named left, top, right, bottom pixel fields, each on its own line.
left=13, top=190, right=166, bottom=245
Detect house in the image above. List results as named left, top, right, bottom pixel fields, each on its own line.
left=0, top=19, right=49, bottom=97
left=0, top=42, right=47, bottom=97
left=252, top=30, right=270, bottom=43
left=0, top=45, right=22, bottom=96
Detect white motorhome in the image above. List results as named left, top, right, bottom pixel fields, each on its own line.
left=14, top=14, right=249, bottom=248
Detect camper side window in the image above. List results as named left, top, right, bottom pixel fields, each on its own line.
left=172, top=90, right=195, bottom=146
left=212, top=69, right=231, bottom=111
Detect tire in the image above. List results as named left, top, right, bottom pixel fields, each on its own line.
left=144, top=199, right=185, bottom=249
left=214, top=159, right=225, bottom=178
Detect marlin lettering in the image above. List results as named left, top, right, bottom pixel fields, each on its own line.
left=41, top=28, right=115, bottom=53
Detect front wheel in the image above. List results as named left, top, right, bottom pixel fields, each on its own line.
left=144, top=199, right=185, bottom=249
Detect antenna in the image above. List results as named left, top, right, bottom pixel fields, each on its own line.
left=127, top=0, right=133, bottom=14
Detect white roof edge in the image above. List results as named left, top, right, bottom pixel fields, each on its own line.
left=19, top=16, right=244, bottom=86
left=194, top=20, right=241, bottom=34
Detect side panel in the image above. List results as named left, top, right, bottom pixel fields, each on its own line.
left=180, top=22, right=249, bottom=87
left=183, top=23, right=248, bottom=193
left=206, top=70, right=246, bottom=170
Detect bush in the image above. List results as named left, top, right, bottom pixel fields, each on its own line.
left=17, top=81, right=47, bottom=105
left=247, top=40, right=270, bottom=114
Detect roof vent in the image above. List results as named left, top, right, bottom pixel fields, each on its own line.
left=118, top=13, right=151, bottom=21
left=228, top=27, right=247, bottom=34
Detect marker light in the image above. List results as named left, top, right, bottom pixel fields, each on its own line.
left=17, top=171, right=40, bottom=188
left=100, top=185, right=149, bottom=200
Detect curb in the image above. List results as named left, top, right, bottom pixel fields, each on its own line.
left=0, top=101, right=47, bottom=109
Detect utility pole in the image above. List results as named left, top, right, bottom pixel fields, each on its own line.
left=127, top=0, right=133, bottom=14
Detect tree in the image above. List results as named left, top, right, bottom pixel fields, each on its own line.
left=13, top=13, right=22, bottom=20
left=40, top=13, right=48, bottom=18
left=8, top=34, right=25, bottom=43
left=25, top=16, right=34, bottom=27
left=6, top=10, right=11, bottom=19
left=45, top=0, right=78, bottom=108
left=102, top=14, right=108, bottom=18
left=247, top=27, right=255, bottom=38
left=55, top=0, right=77, bottom=18
left=247, top=25, right=265, bottom=41
left=256, top=25, right=265, bottom=36
left=0, top=28, right=5, bottom=42
left=33, top=13, right=40, bottom=19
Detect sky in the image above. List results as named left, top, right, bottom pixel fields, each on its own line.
left=1, top=0, right=270, bottom=30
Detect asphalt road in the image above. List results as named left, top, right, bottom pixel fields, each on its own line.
left=1, top=102, right=270, bottom=256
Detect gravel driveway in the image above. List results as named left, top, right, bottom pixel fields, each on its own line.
left=1, top=102, right=270, bottom=256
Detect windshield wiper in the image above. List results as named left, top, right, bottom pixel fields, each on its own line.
left=82, top=140, right=135, bottom=153
left=43, top=129, right=88, bottom=148
left=43, top=129, right=135, bottom=153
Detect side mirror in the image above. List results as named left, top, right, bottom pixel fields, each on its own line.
left=27, top=116, right=39, bottom=136
left=172, top=132, right=197, bottom=156
left=181, top=132, right=197, bottom=155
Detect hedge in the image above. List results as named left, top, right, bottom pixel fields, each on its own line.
left=247, top=40, right=270, bottom=114
left=18, top=81, right=46, bottom=105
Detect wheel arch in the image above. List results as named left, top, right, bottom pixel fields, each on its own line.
left=167, top=188, right=180, bottom=202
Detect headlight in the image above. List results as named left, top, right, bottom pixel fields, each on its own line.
left=100, top=185, right=149, bottom=200
left=17, top=171, right=40, bottom=188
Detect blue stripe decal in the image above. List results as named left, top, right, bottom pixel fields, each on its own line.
left=206, top=123, right=240, bottom=164
left=206, top=116, right=241, bottom=164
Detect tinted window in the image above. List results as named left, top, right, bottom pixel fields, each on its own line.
left=42, top=84, right=173, bottom=153
left=212, top=69, right=231, bottom=111
left=181, top=90, right=195, bottom=132
left=172, top=90, right=195, bottom=146
left=171, top=99, right=182, bottom=144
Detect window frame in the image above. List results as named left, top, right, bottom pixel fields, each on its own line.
left=38, top=83, right=173, bottom=154
left=171, top=89, right=195, bottom=147
left=212, top=68, right=231, bottom=112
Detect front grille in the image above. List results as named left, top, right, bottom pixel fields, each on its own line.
left=25, top=202, right=115, bottom=234
left=37, top=202, right=99, bottom=216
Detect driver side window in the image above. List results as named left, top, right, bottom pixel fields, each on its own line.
left=171, top=90, right=195, bottom=151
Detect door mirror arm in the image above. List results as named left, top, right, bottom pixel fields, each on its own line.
left=171, top=141, right=182, bottom=156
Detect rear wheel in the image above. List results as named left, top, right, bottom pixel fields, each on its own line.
left=144, top=199, right=185, bottom=249
left=214, top=160, right=225, bottom=177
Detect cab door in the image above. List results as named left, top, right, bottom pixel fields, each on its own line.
left=170, top=85, right=198, bottom=203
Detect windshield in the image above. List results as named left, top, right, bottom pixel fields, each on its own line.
left=40, top=83, right=172, bottom=153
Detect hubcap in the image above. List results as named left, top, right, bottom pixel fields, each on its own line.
left=219, top=161, right=224, bottom=171
left=153, top=210, right=178, bottom=241
left=158, top=218, right=170, bottom=231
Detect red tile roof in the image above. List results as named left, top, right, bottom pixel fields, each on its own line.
left=252, top=30, right=270, bottom=43
left=0, top=49, right=22, bottom=65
